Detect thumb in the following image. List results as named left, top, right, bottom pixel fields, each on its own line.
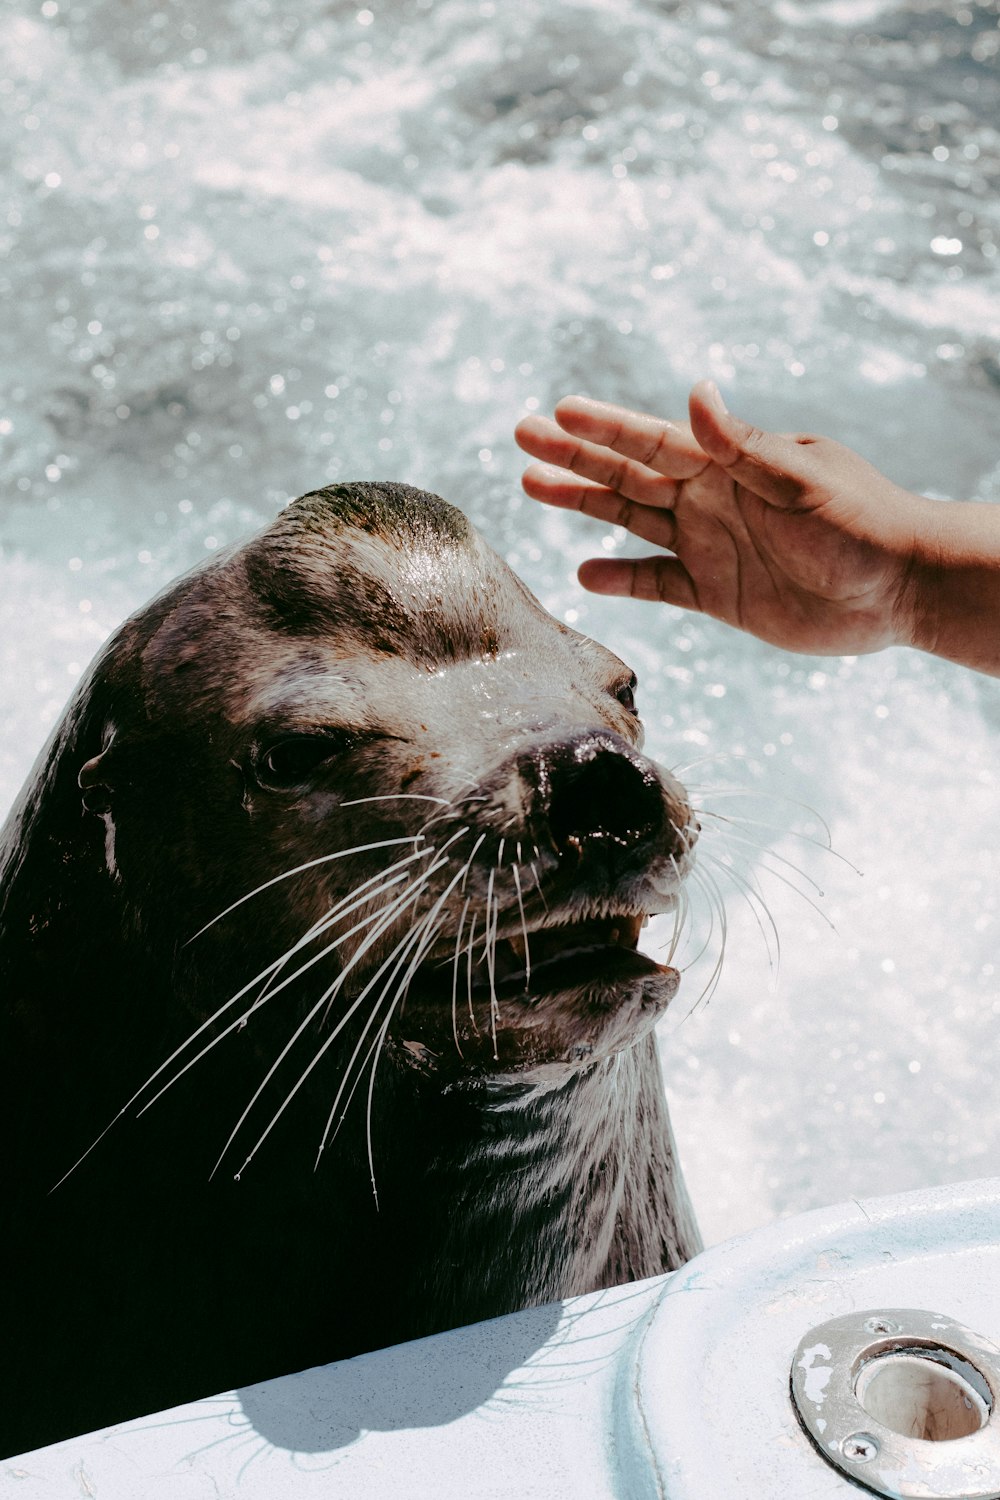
left=689, top=380, right=815, bottom=509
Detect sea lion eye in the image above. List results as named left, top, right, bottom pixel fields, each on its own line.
left=257, top=734, right=352, bottom=787
left=615, top=675, right=638, bottom=715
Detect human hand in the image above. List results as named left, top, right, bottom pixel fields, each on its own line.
left=515, top=382, right=932, bottom=657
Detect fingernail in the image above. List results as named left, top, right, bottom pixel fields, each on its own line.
left=703, top=380, right=729, bottom=416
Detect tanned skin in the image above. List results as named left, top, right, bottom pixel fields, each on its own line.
left=516, top=379, right=1000, bottom=679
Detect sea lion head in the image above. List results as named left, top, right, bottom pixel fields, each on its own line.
left=73, top=482, right=697, bottom=1099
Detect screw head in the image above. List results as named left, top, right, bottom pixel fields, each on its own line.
left=841, top=1433, right=880, bottom=1463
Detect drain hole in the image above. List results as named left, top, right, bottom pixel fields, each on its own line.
left=855, top=1348, right=992, bottom=1442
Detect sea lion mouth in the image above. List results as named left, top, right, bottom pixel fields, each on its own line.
left=397, top=903, right=679, bottom=1082
left=479, top=912, right=666, bottom=998
left=416, top=910, right=670, bottom=1002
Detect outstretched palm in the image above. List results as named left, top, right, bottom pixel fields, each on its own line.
left=514, top=383, right=922, bottom=656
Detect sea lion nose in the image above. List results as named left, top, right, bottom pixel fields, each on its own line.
left=527, top=731, right=693, bottom=863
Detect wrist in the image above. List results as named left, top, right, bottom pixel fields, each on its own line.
left=893, top=494, right=945, bottom=657
left=901, top=498, right=1000, bottom=675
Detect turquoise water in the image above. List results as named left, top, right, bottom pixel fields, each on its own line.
left=1, top=0, right=998, bottom=1242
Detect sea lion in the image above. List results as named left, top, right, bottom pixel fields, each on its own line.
left=0, top=482, right=702, bottom=1458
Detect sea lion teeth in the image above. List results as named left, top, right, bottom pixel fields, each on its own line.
left=490, top=914, right=647, bottom=981
left=619, top=914, right=643, bottom=948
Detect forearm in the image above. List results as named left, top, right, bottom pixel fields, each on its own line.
left=904, top=499, right=1000, bottom=677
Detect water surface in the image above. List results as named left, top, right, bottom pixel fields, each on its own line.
left=2, top=0, right=999, bottom=1241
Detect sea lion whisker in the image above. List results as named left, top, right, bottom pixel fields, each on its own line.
left=365, top=1008, right=397, bottom=1208
left=686, top=784, right=835, bottom=850
left=218, top=828, right=477, bottom=1174
left=663, top=855, right=686, bottom=966
left=49, top=880, right=404, bottom=1192
left=361, top=905, right=455, bottom=1202
left=466, top=910, right=479, bottom=1033
left=416, top=794, right=489, bottom=838
left=312, top=923, right=431, bottom=1173
left=444, top=839, right=487, bottom=1053
left=528, top=861, right=549, bottom=914
left=697, top=824, right=827, bottom=898
left=699, top=848, right=781, bottom=976
left=699, top=868, right=729, bottom=1010
left=684, top=865, right=728, bottom=1012
left=336, top=928, right=433, bottom=1208
left=312, top=863, right=451, bottom=1032
left=702, top=833, right=837, bottom=931
left=228, top=875, right=444, bottom=1180
left=667, top=881, right=689, bottom=968
left=379, top=863, right=469, bottom=1032
left=233, top=913, right=337, bottom=1048
left=481, top=869, right=498, bottom=1055
left=231, top=825, right=474, bottom=1174
left=697, top=807, right=861, bottom=875
left=266, top=856, right=430, bottom=1002
left=674, top=864, right=694, bottom=966
left=239, top=861, right=421, bottom=997
left=189, top=836, right=430, bottom=941
left=511, top=863, right=531, bottom=990
left=490, top=980, right=499, bottom=1063
left=678, top=865, right=718, bottom=975
left=317, top=1000, right=401, bottom=1210
left=308, top=845, right=437, bottom=928
left=451, top=898, right=471, bottom=1059
left=339, top=794, right=452, bottom=808
left=482, top=867, right=496, bottom=969
left=313, top=858, right=461, bottom=1032
left=322, top=1024, right=384, bottom=1181
left=316, top=858, right=473, bottom=1170
left=459, top=831, right=487, bottom=894
left=669, top=750, right=751, bottom=778
left=135, top=855, right=435, bottom=1118
left=750, top=857, right=837, bottom=932
left=154, top=872, right=435, bottom=1152
left=396, top=858, right=481, bottom=1015
left=486, top=865, right=503, bottom=1060
left=659, top=852, right=692, bottom=966
left=362, top=901, right=467, bottom=1198
left=497, top=837, right=506, bottom=869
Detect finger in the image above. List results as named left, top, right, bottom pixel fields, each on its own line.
left=578, top=555, right=701, bottom=611
left=688, top=381, right=818, bottom=508
left=515, top=415, right=681, bottom=507
left=521, top=465, right=678, bottom=549
left=554, top=394, right=711, bottom=480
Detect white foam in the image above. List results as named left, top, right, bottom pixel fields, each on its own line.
left=2, top=0, right=998, bottom=1245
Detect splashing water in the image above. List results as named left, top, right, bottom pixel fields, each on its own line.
left=2, top=0, right=999, bottom=1244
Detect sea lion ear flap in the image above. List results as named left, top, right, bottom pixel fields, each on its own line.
left=78, top=750, right=114, bottom=815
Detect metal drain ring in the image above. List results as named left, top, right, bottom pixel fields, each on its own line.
left=791, top=1309, right=1000, bottom=1499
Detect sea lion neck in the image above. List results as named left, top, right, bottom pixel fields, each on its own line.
left=377, top=1039, right=700, bottom=1336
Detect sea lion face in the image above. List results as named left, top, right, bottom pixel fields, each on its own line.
left=80, top=483, right=697, bottom=1090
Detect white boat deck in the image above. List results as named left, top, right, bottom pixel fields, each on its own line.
left=7, top=1177, right=1000, bottom=1499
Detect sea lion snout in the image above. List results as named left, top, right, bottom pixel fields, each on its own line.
left=519, top=729, right=696, bottom=877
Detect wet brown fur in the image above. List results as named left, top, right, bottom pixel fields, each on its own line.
left=0, top=483, right=701, bottom=1457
